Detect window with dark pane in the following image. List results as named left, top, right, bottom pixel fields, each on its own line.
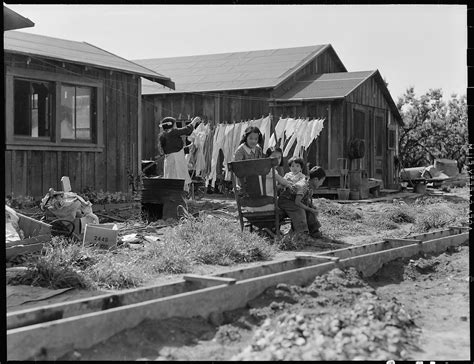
left=388, top=129, right=396, bottom=149
left=60, top=84, right=96, bottom=141
left=14, top=79, right=52, bottom=138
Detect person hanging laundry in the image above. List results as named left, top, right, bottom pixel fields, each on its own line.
left=233, top=126, right=264, bottom=161
left=159, top=116, right=201, bottom=192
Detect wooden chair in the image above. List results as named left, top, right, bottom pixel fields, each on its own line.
left=228, top=157, right=285, bottom=240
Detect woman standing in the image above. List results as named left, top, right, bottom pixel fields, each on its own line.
left=159, top=116, right=201, bottom=192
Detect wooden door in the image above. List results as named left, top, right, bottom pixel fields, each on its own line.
left=373, top=111, right=386, bottom=182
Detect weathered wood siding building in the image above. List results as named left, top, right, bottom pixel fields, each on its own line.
left=4, top=31, right=174, bottom=198
left=135, top=44, right=402, bottom=188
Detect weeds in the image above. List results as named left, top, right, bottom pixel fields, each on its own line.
left=414, top=205, right=457, bottom=232
left=384, top=204, right=416, bottom=224
left=8, top=237, right=95, bottom=289
left=316, top=199, right=363, bottom=220
left=159, top=214, right=276, bottom=267
left=277, top=232, right=313, bottom=251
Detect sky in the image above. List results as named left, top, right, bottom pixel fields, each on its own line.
left=5, top=4, right=467, bottom=101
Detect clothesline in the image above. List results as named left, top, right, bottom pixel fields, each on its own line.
left=183, top=116, right=325, bottom=185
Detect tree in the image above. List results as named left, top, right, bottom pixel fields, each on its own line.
left=397, top=87, right=468, bottom=171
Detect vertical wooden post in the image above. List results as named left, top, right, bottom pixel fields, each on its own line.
left=137, top=77, right=142, bottom=178
left=328, top=103, right=332, bottom=170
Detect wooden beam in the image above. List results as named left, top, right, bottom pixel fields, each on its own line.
left=295, top=254, right=340, bottom=262
left=183, top=274, right=236, bottom=285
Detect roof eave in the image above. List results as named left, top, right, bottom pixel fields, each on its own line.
left=5, top=49, right=174, bottom=87
left=272, top=96, right=344, bottom=102
left=4, top=6, right=35, bottom=31
left=143, top=76, right=175, bottom=90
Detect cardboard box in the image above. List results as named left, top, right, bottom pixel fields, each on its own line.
left=83, top=223, right=118, bottom=249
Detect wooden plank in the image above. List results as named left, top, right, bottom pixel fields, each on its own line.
left=106, top=74, right=117, bottom=192
left=295, top=254, right=340, bottom=262
left=6, top=262, right=337, bottom=360
left=420, top=233, right=469, bottom=254
left=183, top=274, right=236, bottom=285
left=384, top=238, right=422, bottom=246
left=409, top=229, right=458, bottom=242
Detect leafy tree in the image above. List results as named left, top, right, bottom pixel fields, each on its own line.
left=397, top=87, right=468, bottom=172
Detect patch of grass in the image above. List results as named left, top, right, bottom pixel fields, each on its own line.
left=413, top=205, right=458, bottom=232
left=8, top=237, right=96, bottom=289
left=84, top=252, right=150, bottom=289
left=156, top=215, right=277, bottom=268
left=369, top=216, right=399, bottom=230
left=384, top=204, right=416, bottom=224
left=277, top=232, right=313, bottom=251
left=316, top=199, right=363, bottom=220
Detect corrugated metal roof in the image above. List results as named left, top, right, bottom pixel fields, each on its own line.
left=4, top=31, right=174, bottom=88
left=274, top=71, right=376, bottom=100
left=4, top=6, right=35, bottom=31
left=134, top=45, right=332, bottom=95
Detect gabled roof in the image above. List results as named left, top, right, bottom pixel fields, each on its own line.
left=135, top=44, right=346, bottom=95
left=4, top=31, right=174, bottom=89
left=274, top=71, right=376, bottom=101
left=4, top=6, right=34, bottom=31
left=274, top=70, right=402, bottom=124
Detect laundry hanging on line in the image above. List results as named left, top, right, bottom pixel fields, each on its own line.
left=178, top=115, right=325, bottom=185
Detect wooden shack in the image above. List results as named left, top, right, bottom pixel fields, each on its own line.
left=135, top=44, right=402, bottom=190
left=4, top=30, right=174, bottom=198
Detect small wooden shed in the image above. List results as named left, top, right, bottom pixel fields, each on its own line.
left=135, top=44, right=402, bottom=189
left=4, top=30, right=174, bottom=198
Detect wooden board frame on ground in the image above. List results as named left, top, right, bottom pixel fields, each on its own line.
left=6, top=226, right=470, bottom=360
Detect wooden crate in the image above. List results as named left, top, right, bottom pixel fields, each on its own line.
left=6, top=213, right=52, bottom=261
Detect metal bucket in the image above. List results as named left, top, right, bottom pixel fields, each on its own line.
left=141, top=178, right=185, bottom=221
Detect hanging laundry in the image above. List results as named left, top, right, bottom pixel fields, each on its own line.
left=260, top=116, right=272, bottom=152
left=283, top=118, right=304, bottom=157
left=306, top=118, right=325, bottom=149
left=222, top=123, right=236, bottom=181
left=273, top=117, right=289, bottom=147
left=208, top=124, right=227, bottom=186
left=293, top=119, right=312, bottom=158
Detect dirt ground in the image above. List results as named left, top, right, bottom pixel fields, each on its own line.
left=59, top=244, right=470, bottom=361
